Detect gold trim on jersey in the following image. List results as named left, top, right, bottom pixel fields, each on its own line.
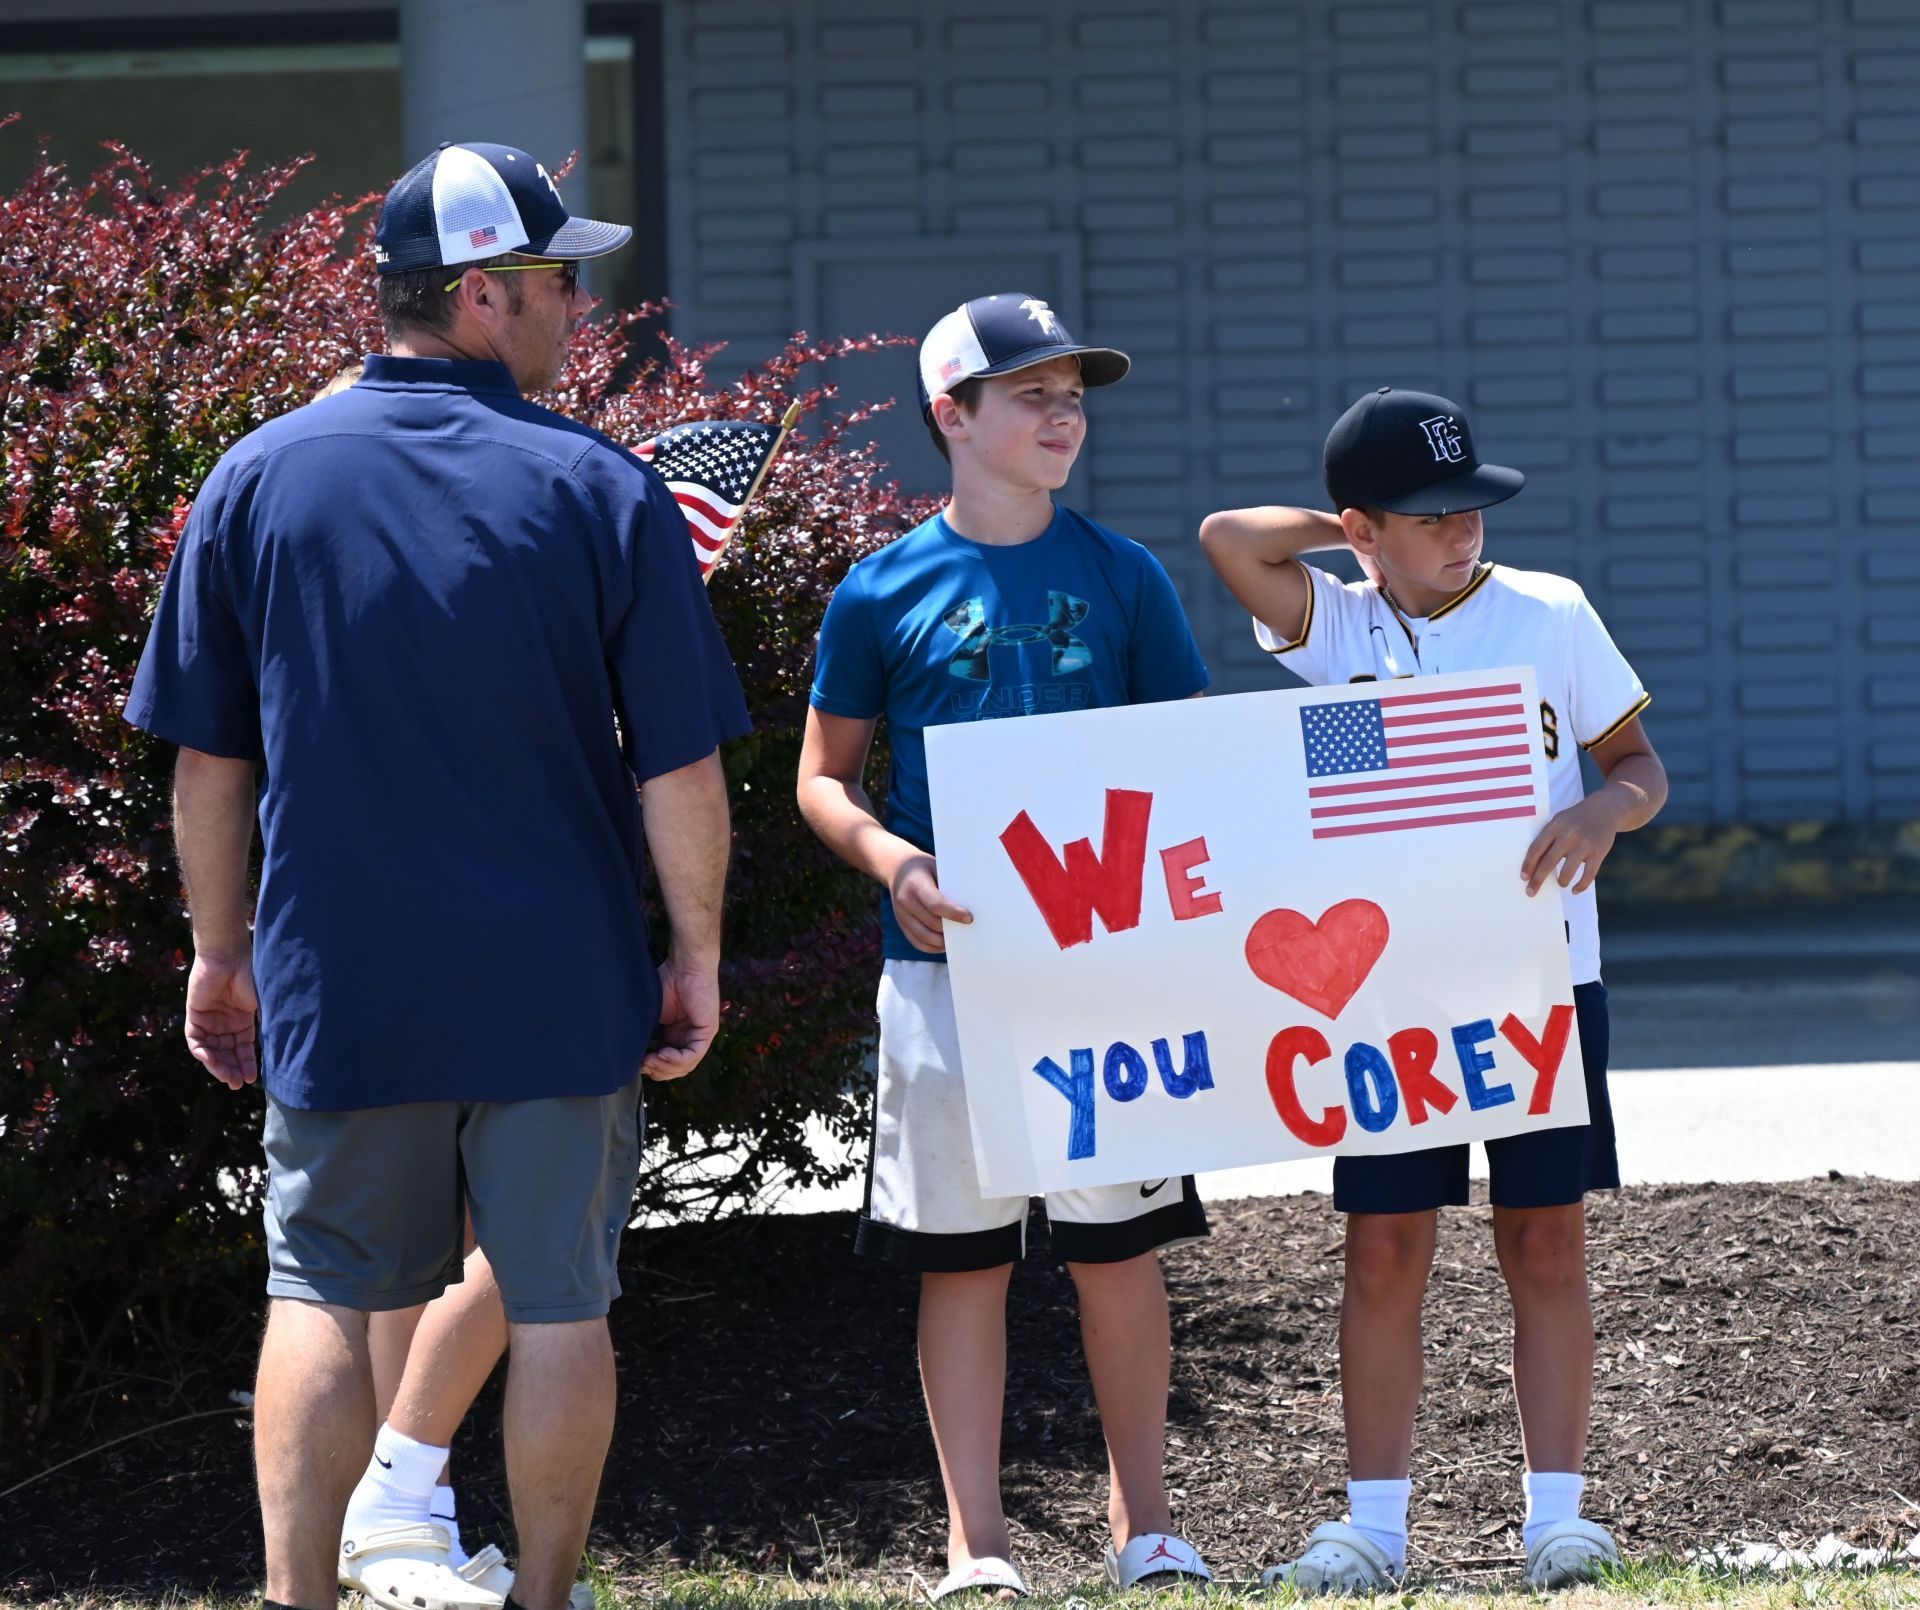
left=1257, top=559, right=1315, bottom=654
left=1427, top=560, right=1495, bottom=621
left=1579, top=690, right=1653, bottom=751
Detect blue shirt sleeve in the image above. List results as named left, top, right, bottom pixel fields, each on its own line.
left=809, top=564, right=886, bottom=720
left=601, top=461, right=751, bottom=782
left=1126, top=548, right=1210, bottom=704
left=123, top=468, right=261, bottom=759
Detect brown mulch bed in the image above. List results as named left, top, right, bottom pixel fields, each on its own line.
left=6, top=1179, right=1917, bottom=1597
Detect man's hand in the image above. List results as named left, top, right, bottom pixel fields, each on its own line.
left=642, top=956, right=722, bottom=1081
left=890, top=853, right=973, bottom=954
left=172, top=747, right=260, bottom=1088
left=1521, top=794, right=1627, bottom=897
left=637, top=749, right=732, bottom=1080
left=185, top=951, right=259, bottom=1089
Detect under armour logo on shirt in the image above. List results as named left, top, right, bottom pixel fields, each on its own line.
left=1418, top=414, right=1466, bottom=464
left=1020, top=298, right=1059, bottom=336
left=943, top=592, right=1091, bottom=681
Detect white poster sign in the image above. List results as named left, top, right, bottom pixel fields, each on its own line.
left=924, top=667, right=1586, bottom=1195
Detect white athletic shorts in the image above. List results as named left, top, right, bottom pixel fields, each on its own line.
left=854, top=959, right=1208, bottom=1272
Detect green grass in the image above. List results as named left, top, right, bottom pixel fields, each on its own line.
left=631, top=1557, right=1920, bottom=1610
left=10, top=1557, right=1918, bottom=1610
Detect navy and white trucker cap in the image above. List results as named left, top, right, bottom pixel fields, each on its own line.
left=1324, top=387, right=1525, bottom=516
left=917, top=293, right=1130, bottom=418
left=373, top=141, right=632, bottom=276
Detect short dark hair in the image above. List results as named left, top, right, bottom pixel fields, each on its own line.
left=925, top=376, right=986, bottom=463
left=377, top=252, right=523, bottom=342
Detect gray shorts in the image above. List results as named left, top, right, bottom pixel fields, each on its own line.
left=262, top=1080, right=644, bottom=1323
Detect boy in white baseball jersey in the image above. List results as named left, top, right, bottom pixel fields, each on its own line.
left=1199, top=387, right=1668, bottom=1592
left=799, top=294, right=1214, bottom=1597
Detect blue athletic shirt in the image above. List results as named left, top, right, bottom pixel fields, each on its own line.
left=809, top=506, right=1209, bottom=960
left=125, top=355, right=752, bottom=1111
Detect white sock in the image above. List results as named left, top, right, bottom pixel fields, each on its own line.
left=429, top=1484, right=468, bottom=1567
left=1347, top=1478, right=1412, bottom=1574
left=342, top=1424, right=452, bottom=1548
left=1523, top=1471, right=1586, bottom=1552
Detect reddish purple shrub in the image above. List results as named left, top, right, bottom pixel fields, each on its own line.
left=0, top=130, right=932, bottom=1439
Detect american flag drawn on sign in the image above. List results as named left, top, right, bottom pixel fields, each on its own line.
left=633, top=402, right=800, bottom=579
left=1299, top=681, right=1540, bottom=840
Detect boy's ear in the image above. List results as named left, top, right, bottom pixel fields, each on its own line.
left=930, top=393, right=968, bottom=445
left=1339, top=506, right=1379, bottom=552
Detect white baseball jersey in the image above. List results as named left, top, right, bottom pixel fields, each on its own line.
left=1253, top=561, right=1649, bottom=985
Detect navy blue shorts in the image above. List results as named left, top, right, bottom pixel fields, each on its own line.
left=1333, top=980, right=1618, bottom=1215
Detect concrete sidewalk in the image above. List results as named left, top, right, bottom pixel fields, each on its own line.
left=1204, top=899, right=1920, bottom=1199
left=759, top=897, right=1920, bottom=1215
left=1200, top=1061, right=1918, bottom=1201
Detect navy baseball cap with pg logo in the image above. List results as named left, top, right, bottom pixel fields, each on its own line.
left=1325, top=387, right=1525, bottom=516
left=373, top=141, right=632, bottom=276
left=918, top=293, right=1130, bottom=419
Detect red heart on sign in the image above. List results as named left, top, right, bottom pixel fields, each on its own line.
left=1243, top=900, right=1390, bottom=1020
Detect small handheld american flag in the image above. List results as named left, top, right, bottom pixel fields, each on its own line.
left=633, top=400, right=802, bottom=581
left=1300, top=680, right=1541, bottom=839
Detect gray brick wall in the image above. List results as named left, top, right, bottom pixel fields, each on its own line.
left=662, top=0, right=1920, bottom=827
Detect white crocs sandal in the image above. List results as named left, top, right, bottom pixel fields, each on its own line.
left=456, top=1545, right=514, bottom=1598
left=1261, top=1521, right=1401, bottom=1595
left=928, top=1557, right=1028, bottom=1602
left=1524, top=1518, right=1620, bottom=1588
left=457, top=1547, right=596, bottom=1610
left=1105, top=1532, right=1213, bottom=1589
left=340, top=1522, right=508, bottom=1610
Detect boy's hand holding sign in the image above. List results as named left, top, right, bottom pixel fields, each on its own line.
left=925, top=668, right=1584, bottom=1196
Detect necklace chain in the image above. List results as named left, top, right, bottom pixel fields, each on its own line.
left=1380, top=561, right=1483, bottom=620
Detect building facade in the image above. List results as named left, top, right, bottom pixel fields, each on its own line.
left=5, top=0, right=1915, bottom=828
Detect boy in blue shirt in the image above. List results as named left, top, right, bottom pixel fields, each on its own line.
left=797, top=295, right=1214, bottom=1597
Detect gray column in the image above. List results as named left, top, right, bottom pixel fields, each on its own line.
left=400, top=0, right=589, bottom=207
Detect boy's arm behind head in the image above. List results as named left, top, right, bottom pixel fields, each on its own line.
left=1197, top=505, right=1346, bottom=644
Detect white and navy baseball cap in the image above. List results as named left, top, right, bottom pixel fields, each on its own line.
left=373, top=141, right=631, bottom=276
left=1325, top=387, right=1525, bottom=516
left=917, top=293, right=1130, bottom=419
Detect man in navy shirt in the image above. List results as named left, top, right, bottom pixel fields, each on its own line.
left=125, top=142, right=749, bottom=1610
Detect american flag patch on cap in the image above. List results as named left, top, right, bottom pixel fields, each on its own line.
left=468, top=225, right=499, bottom=248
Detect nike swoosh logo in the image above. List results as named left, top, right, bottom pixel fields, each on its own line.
left=374, top=1454, right=392, bottom=1469
left=1139, top=1179, right=1169, bottom=1199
